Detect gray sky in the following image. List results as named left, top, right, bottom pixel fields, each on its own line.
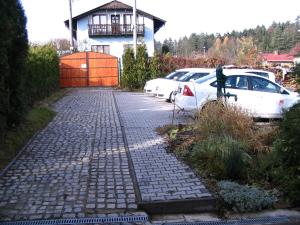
left=21, top=0, right=300, bottom=43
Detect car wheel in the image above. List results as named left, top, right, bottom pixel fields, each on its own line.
left=167, top=92, right=173, bottom=103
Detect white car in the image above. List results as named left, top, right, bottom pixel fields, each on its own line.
left=175, top=72, right=300, bottom=118
left=156, top=68, right=215, bottom=101
left=143, top=68, right=192, bottom=96
left=240, top=69, right=276, bottom=83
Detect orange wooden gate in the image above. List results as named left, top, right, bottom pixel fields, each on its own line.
left=60, top=52, right=119, bottom=87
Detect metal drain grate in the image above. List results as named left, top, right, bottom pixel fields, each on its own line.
left=0, top=215, right=149, bottom=225
left=163, top=216, right=291, bottom=225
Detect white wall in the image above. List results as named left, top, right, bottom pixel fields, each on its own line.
left=76, top=13, right=154, bottom=58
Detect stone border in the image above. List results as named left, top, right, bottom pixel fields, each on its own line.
left=112, top=91, right=142, bottom=205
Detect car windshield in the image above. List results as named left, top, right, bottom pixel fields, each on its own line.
left=166, top=71, right=189, bottom=79
left=165, top=71, right=177, bottom=79
left=178, top=72, right=210, bottom=81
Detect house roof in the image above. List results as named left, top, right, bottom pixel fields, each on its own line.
left=262, top=53, right=294, bottom=62
left=65, top=0, right=166, bottom=33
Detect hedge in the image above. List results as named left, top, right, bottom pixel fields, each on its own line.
left=24, top=44, right=60, bottom=106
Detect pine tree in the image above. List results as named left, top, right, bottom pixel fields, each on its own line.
left=135, top=44, right=149, bottom=88
left=0, top=0, right=28, bottom=138
left=149, top=52, right=161, bottom=79
left=121, top=48, right=136, bottom=90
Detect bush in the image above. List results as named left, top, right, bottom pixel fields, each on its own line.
left=135, top=44, right=150, bottom=87
left=218, top=181, right=277, bottom=212
left=149, top=52, right=161, bottom=79
left=195, top=100, right=276, bottom=153
left=189, top=135, right=251, bottom=179
left=24, top=44, right=60, bottom=106
left=271, top=103, right=300, bottom=206
left=121, top=48, right=137, bottom=90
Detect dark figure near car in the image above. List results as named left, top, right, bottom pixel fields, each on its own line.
left=216, top=64, right=226, bottom=98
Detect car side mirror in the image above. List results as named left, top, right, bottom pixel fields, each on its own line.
left=173, top=76, right=178, bottom=80
left=280, top=88, right=286, bottom=94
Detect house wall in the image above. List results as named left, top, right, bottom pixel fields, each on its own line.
left=76, top=12, right=154, bottom=58
left=262, top=60, right=294, bottom=68
left=294, top=57, right=300, bottom=65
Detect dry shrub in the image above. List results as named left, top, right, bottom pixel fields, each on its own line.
left=195, top=100, right=277, bottom=153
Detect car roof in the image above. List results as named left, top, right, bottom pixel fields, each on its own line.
left=203, top=72, right=285, bottom=86
left=176, top=68, right=215, bottom=72
left=225, top=68, right=274, bottom=74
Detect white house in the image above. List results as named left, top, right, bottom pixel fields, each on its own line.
left=64, top=0, right=165, bottom=58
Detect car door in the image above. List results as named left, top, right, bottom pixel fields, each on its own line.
left=223, top=75, right=252, bottom=112
left=248, top=76, right=284, bottom=118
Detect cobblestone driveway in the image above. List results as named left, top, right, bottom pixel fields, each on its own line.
left=0, top=89, right=212, bottom=221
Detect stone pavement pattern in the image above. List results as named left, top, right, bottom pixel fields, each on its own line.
left=0, top=89, right=211, bottom=221
left=0, top=89, right=137, bottom=221
left=114, top=93, right=211, bottom=202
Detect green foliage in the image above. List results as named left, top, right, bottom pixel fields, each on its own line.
left=121, top=48, right=137, bottom=90
left=0, top=0, right=28, bottom=136
left=189, top=135, right=251, bottom=179
left=121, top=45, right=151, bottom=90
left=271, top=103, right=300, bottom=205
left=218, top=181, right=277, bottom=212
left=149, top=52, right=161, bottom=79
left=135, top=44, right=149, bottom=87
left=24, top=44, right=60, bottom=105
left=156, top=20, right=300, bottom=58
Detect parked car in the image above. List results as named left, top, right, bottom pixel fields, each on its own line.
left=175, top=71, right=300, bottom=118
left=223, top=67, right=277, bottom=83
left=155, top=68, right=215, bottom=101
left=143, top=68, right=193, bottom=96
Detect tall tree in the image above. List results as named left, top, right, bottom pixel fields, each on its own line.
left=0, top=0, right=28, bottom=138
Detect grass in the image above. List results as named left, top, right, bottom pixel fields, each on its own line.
left=0, top=90, right=67, bottom=171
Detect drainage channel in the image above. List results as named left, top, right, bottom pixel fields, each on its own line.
left=0, top=215, right=149, bottom=225
left=163, top=216, right=292, bottom=225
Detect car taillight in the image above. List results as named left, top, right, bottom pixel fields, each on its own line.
left=182, top=85, right=194, bottom=96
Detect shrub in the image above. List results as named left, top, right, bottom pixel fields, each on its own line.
left=271, top=103, right=300, bottom=206
left=121, top=48, right=137, bottom=90
left=218, top=181, right=277, bottom=212
left=135, top=44, right=149, bottom=87
left=189, top=135, right=251, bottom=179
left=24, top=44, right=60, bottom=106
left=195, top=100, right=276, bottom=153
left=149, top=52, right=161, bottom=79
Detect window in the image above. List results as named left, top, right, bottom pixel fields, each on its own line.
left=250, top=76, right=280, bottom=93
left=124, top=14, right=132, bottom=24
left=92, top=14, right=107, bottom=24
left=224, top=76, right=248, bottom=90
left=187, top=72, right=209, bottom=81
left=246, top=71, right=269, bottom=79
left=210, top=76, right=248, bottom=90
left=91, top=45, right=110, bottom=54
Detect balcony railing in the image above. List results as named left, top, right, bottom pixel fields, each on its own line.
left=88, top=24, right=144, bottom=37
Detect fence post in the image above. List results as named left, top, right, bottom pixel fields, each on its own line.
left=86, top=52, right=89, bottom=87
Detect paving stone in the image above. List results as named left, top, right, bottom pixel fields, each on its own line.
left=115, top=92, right=212, bottom=203
left=0, top=89, right=137, bottom=221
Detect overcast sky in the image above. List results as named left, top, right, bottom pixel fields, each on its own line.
left=21, top=0, right=300, bottom=43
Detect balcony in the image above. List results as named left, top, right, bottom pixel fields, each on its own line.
left=88, top=24, right=144, bottom=37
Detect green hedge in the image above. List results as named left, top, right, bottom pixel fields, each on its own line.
left=24, top=44, right=60, bottom=106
